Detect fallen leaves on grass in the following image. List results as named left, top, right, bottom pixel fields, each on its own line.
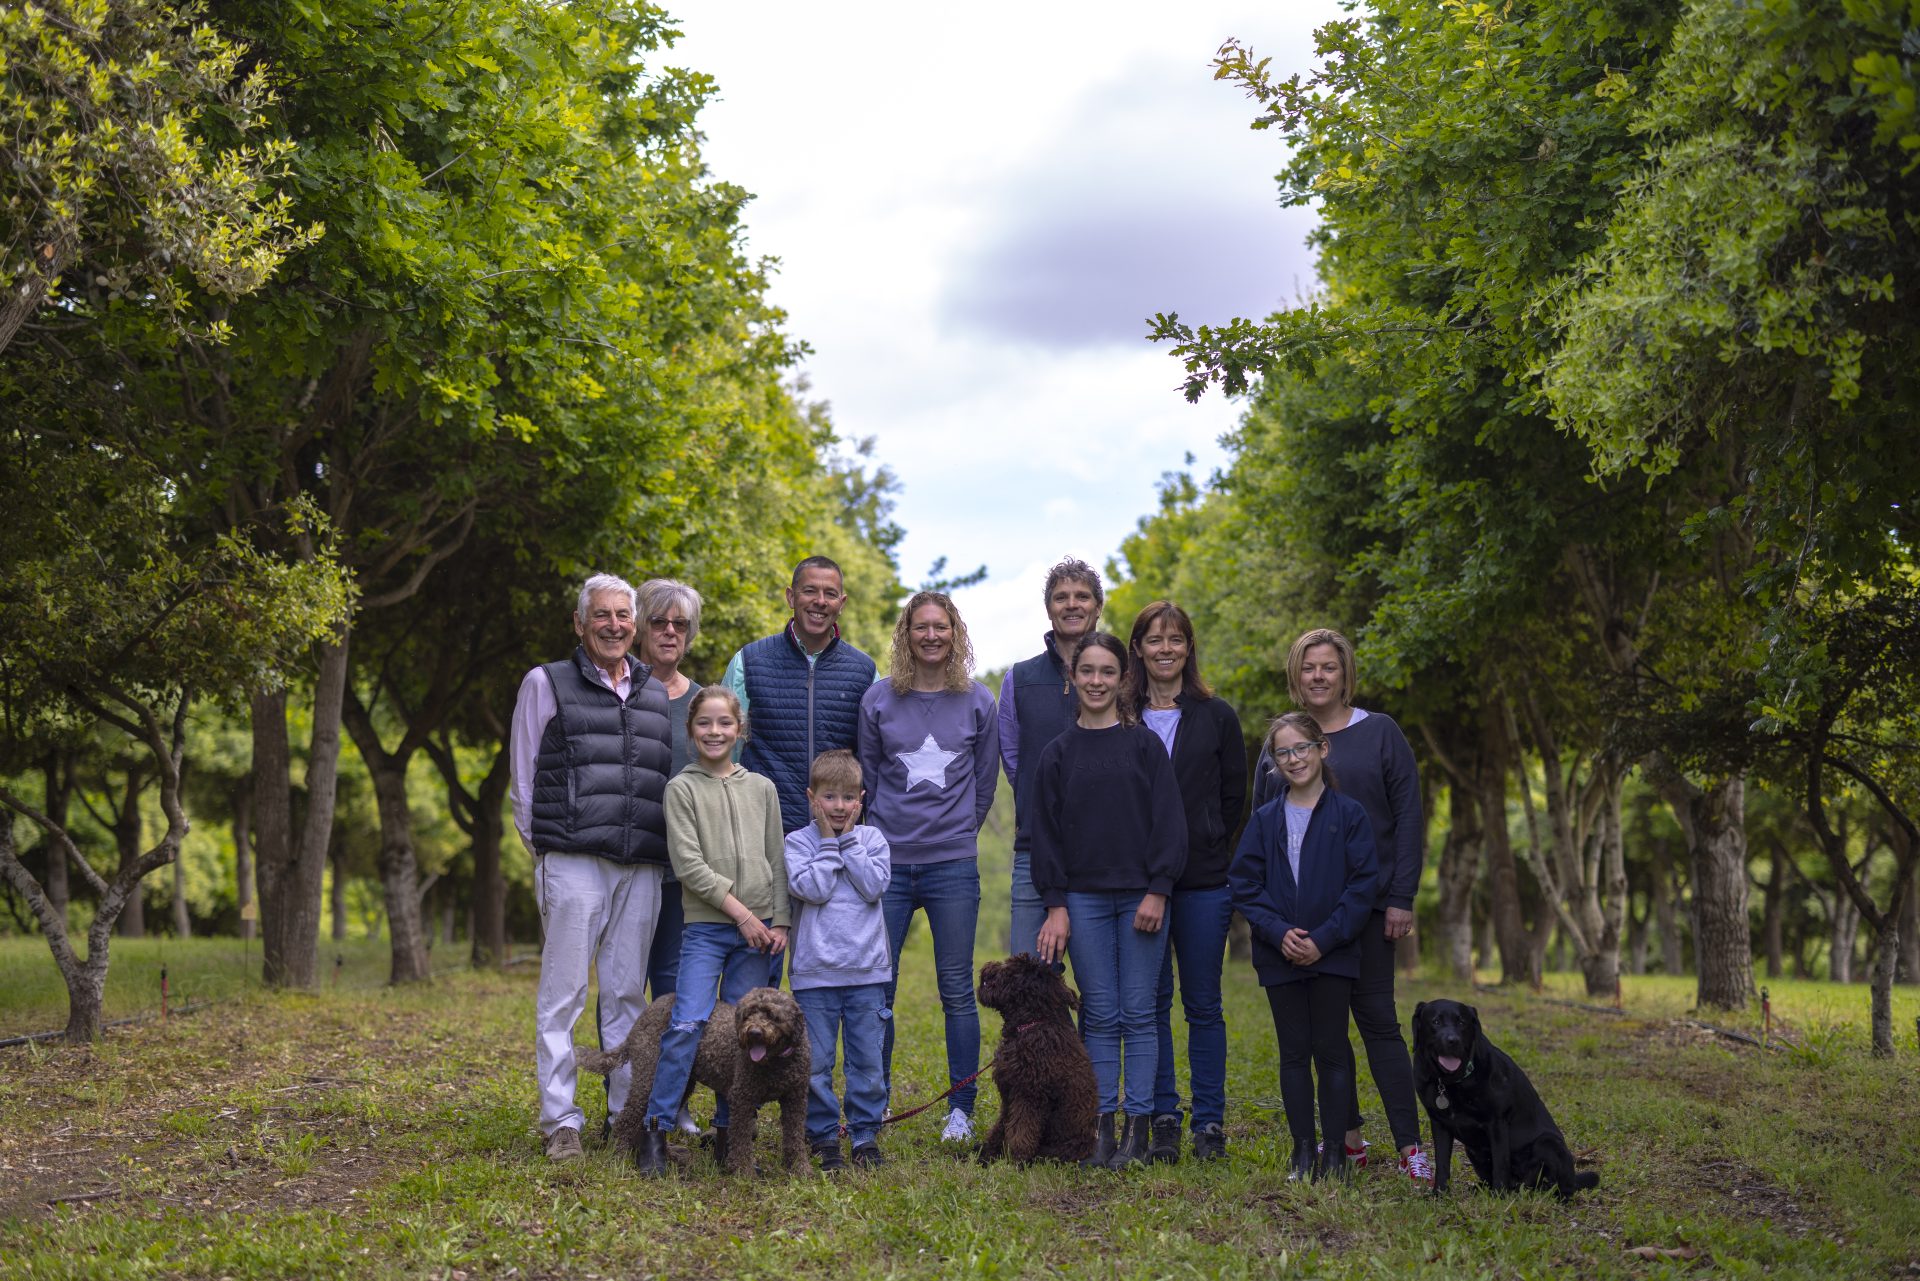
left=1625, top=1243, right=1705, bottom=1262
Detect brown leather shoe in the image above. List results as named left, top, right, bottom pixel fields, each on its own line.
left=544, top=1126, right=583, bottom=1162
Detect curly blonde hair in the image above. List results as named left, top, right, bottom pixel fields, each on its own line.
left=887, top=591, right=975, bottom=694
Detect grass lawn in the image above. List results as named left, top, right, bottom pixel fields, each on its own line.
left=2, top=923, right=1917, bottom=1279
left=5, top=784, right=1917, bottom=1277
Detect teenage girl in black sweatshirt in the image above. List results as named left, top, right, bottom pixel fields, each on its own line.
left=1031, top=632, right=1187, bottom=1168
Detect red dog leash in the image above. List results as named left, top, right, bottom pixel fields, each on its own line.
left=840, top=1021, right=1037, bottom=1137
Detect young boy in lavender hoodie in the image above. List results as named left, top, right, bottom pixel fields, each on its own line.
left=786, top=749, right=894, bottom=1170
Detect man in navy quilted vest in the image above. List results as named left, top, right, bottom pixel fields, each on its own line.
left=510, top=573, right=674, bottom=1161
left=721, top=556, right=878, bottom=838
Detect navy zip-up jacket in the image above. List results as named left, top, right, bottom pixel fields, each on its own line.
left=1229, top=788, right=1378, bottom=985
left=1251, top=710, right=1422, bottom=912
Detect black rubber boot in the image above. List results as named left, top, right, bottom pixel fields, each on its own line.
left=1318, top=1137, right=1350, bottom=1183
left=1107, top=1114, right=1152, bottom=1170
left=1148, top=1113, right=1182, bottom=1165
left=1286, top=1140, right=1315, bottom=1182
left=633, top=1125, right=668, bottom=1177
left=1192, top=1122, right=1227, bottom=1162
left=1081, top=1113, right=1117, bottom=1169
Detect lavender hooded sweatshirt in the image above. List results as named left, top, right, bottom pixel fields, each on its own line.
left=856, top=680, right=1000, bottom=865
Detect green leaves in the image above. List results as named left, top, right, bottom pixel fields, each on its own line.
left=0, top=0, right=320, bottom=353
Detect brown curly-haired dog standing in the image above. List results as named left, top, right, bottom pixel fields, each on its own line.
left=976, top=955, right=1098, bottom=1164
left=579, top=986, right=811, bottom=1175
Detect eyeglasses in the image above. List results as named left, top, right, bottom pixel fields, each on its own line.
left=648, top=616, right=691, bottom=634
left=1272, top=742, right=1322, bottom=762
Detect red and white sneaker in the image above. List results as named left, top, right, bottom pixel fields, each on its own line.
left=1316, top=1138, right=1370, bottom=1169
left=1399, top=1144, right=1434, bottom=1186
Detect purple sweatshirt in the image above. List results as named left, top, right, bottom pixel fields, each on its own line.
left=856, top=680, right=1000, bottom=865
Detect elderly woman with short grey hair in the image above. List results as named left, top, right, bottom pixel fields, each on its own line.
left=635, top=578, right=703, bottom=1020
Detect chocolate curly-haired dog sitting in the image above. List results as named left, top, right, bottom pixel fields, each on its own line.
left=976, top=955, right=1098, bottom=1164
left=579, top=986, right=811, bottom=1175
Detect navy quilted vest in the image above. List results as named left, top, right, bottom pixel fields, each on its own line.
left=738, top=625, right=875, bottom=832
left=1010, top=632, right=1077, bottom=851
left=529, top=648, right=673, bottom=865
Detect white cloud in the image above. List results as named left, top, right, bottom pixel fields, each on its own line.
left=671, top=2, right=1343, bottom=669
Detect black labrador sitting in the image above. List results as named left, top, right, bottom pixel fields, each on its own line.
left=1411, top=999, right=1598, bottom=1200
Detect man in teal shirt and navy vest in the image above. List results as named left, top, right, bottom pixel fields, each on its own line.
left=721, top=556, right=878, bottom=837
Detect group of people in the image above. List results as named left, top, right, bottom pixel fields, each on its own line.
left=511, top=554, right=1430, bottom=1182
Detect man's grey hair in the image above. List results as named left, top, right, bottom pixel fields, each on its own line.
left=575, top=573, right=638, bottom=624
left=637, top=577, right=703, bottom=642
left=1042, top=556, right=1105, bottom=613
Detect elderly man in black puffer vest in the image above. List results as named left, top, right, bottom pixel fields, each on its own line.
left=510, top=573, right=673, bottom=1162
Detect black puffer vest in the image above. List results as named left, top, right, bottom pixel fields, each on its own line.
left=529, top=647, right=672, bottom=865
left=1009, top=632, right=1077, bottom=852
left=737, top=623, right=875, bottom=832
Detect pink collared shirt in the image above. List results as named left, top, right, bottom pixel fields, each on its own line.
left=509, top=655, right=631, bottom=854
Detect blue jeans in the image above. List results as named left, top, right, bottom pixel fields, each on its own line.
left=1065, top=890, right=1168, bottom=1116
left=646, top=920, right=771, bottom=1130
left=795, top=984, right=889, bottom=1147
left=1152, top=883, right=1233, bottom=1128
left=646, top=879, right=684, bottom=998
left=1010, top=846, right=1046, bottom=957
left=882, top=860, right=981, bottom=1114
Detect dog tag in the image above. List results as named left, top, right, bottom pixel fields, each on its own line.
left=1434, top=1090, right=1449, bottom=1111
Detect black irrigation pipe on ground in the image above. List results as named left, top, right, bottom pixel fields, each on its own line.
left=1470, top=981, right=1801, bottom=1052
left=1, top=948, right=536, bottom=1051
left=1471, top=982, right=1627, bottom=1017
left=0, top=999, right=225, bottom=1050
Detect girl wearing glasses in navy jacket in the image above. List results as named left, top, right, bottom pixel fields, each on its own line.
left=1230, top=710, right=1377, bottom=1182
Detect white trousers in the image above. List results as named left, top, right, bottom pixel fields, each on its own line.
left=535, top=853, right=664, bottom=1136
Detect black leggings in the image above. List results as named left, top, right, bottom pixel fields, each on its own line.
left=1342, top=910, right=1422, bottom=1150
left=1265, top=975, right=1354, bottom=1151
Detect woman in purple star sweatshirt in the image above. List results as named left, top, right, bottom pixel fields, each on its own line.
left=856, top=591, right=1000, bottom=1142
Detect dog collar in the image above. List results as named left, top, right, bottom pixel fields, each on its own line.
left=1433, top=1056, right=1474, bottom=1111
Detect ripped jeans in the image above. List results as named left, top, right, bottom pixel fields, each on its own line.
left=644, top=920, right=776, bottom=1131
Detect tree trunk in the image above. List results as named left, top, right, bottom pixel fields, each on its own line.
left=255, top=633, right=351, bottom=989
left=1479, top=711, right=1533, bottom=986
left=115, top=768, right=147, bottom=938
left=1762, top=839, right=1786, bottom=979
left=1650, top=837, right=1677, bottom=973
left=171, top=848, right=192, bottom=938
left=331, top=838, right=349, bottom=942
left=1660, top=772, right=1754, bottom=1010
left=42, top=755, right=72, bottom=919
left=232, top=778, right=256, bottom=942
left=1832, top=895, right=1858, bottom=983
left=469, top=744, right=511, bottom=968
left=341, top=696, right=431, bottom=985
left=1434, top=781, right=1482, bottom=982
left=1898, top=874, right=1919, bottom=985
left=368, top=753, right=430, bottom=984
left=1869, top=917, right=1899, bottom=1057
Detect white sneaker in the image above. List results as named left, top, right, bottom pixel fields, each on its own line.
left=941, top=1107, right=974, bottom=1142
left=675, top=1103, right=700, bottom=1136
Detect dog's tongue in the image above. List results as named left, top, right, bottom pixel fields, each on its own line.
left=748, top=1044, right=767, bottom=1063
left=1437, top=1054, right=1462, bottom=1073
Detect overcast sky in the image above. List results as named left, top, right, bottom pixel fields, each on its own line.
left=672, top=3, right=1341, bottom=668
